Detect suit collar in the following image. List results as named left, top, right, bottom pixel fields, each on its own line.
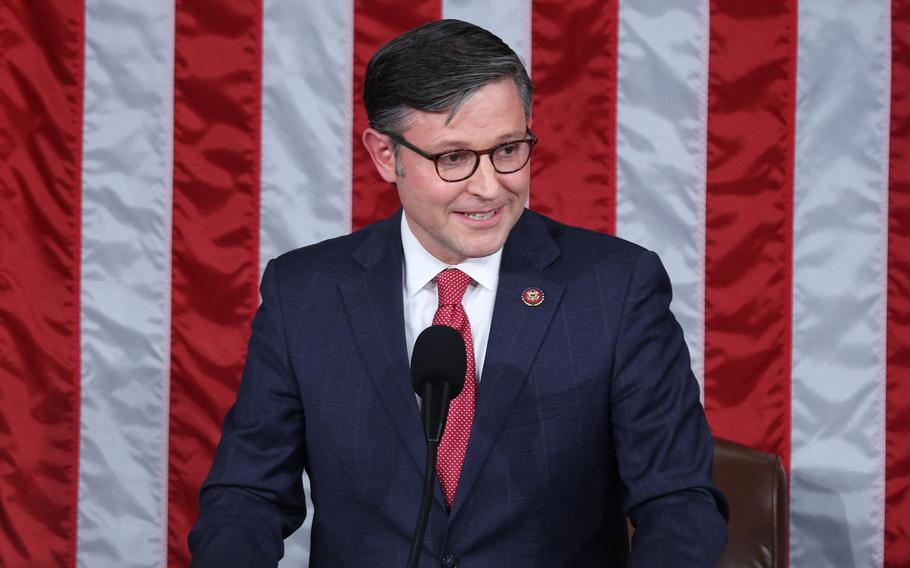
left=501, top=208, right=562, bottom=269
left=350, top=210, right=402, bottom=269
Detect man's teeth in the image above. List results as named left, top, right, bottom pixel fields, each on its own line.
left=463, top=210, right=495, bottom=221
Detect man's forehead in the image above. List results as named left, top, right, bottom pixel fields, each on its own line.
left=402, top=81, right=528, bottom=146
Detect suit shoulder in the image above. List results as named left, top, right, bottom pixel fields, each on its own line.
left=269, top=214, right=398, bottom=278
left=529, top=210, right=651, bottom=268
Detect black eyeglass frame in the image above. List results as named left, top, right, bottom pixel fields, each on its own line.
left=381, top=129, right=538, bottom=183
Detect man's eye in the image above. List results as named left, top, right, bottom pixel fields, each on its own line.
left=439, top=151, right=473, bottom=167
left=499, top=143, right=519, bottom=156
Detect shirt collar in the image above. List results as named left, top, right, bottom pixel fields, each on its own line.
left=401, top=212, right=503, bottom=298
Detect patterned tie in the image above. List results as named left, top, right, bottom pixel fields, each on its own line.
left=432, top=268, right=476, bottom=508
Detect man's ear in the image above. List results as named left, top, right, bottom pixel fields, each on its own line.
left=362, top=128, right=399, bottom=183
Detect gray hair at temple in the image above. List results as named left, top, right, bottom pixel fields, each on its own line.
left=363, top=19, right=534, bottom=137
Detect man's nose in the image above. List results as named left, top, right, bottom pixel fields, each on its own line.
left=466, top=156, right=500, bottom=199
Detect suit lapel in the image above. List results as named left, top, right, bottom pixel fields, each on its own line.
left=339, top=213, right=429, bottom=477
left=450, top=211, right=564, bottom=519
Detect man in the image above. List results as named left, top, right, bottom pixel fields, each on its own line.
left=190, top=19, right=728, bottom=567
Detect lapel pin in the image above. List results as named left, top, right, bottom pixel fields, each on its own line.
left=521, top=287, right=544, bottom=307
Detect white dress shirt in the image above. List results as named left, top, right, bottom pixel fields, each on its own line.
left=401, top=213, right=502, bottom=382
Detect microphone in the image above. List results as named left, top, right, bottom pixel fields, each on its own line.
left=407, top=325, right=466, bottom=568
left=411, top=325, right=467, bottom=442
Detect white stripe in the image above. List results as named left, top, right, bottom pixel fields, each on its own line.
left=790, top=1, right=890, bottom=566
left=442, top=0, right=533, bottom=72
left=260, top=0, right=355, bottom=564
left=78, top=1, right=174, bottom=566
left=614, top=0, right=710, bottom=394
left=442, top=0, right=532, bottom=205
left=259, top=0, right=355, bottom=280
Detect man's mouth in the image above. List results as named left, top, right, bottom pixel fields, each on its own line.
left=460, top=208, right=498, bottom=221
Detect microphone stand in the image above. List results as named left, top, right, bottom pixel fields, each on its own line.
left=407, top=381, right=451, bottom=568
left=408, top=441, right=438, bottom=568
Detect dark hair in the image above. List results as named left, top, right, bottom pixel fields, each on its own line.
left=363, top=19, right=533, bottom=135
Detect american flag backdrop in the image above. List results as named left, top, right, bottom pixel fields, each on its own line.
left=1, top=0, right=908, bottom=566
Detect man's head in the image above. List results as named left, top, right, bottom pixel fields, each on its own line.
left=361, top=20, right=535, bottom=265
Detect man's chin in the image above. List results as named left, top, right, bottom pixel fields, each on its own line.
left=459, top=240, right=507, bottom=260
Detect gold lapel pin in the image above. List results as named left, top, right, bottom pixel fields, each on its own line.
left=521, top=287, right=544, bottom=307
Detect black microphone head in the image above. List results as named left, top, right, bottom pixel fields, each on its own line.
left=410, top=325, right=466, bottom=399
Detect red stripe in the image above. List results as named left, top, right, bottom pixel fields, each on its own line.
left=168, top=1, right=262, bottom=565
left=530, top=0, right=618, bottom=234
left=0, top=2, right=83, bottom=566
left=350, top=0, right=441, bottom=231
left=703, top=0, right=796, bottom=473
left=886, top=1, right=910, bottom=565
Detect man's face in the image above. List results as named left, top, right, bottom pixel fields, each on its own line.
left=391, top=80, right=531, bottom=265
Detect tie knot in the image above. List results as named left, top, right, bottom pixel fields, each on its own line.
left=435, top=268, right=472, bottom=306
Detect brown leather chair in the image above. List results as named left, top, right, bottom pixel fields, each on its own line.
left=713, top=437, right=789, bottom=568
left=627, top=438, right=789, bottom=567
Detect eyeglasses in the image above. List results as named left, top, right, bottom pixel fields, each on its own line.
left=381, top=129, right=538, bottom=183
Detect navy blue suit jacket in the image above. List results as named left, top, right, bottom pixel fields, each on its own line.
left=189, top=209, right=728, bottom=567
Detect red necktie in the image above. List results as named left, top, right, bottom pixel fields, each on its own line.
left=432, top=268, right=476, bottom=508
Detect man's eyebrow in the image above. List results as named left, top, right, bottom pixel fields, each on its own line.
left=432, top=131, right=528, bottom=151
left=496, top=130, right=529, bottom=142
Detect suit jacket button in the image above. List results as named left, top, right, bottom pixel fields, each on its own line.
left=440, top=553, right=457, bottom=567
